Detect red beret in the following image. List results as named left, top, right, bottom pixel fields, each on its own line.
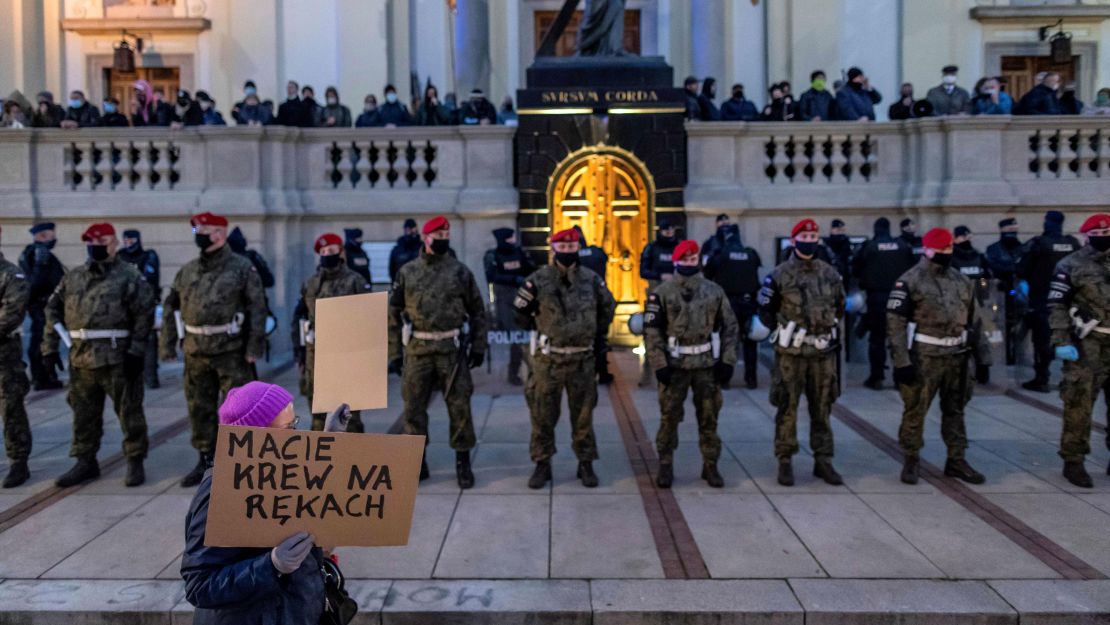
left=1079, top=213, right=1110, bottom=234
left=673, top=240, right=699, bottom=262
left=81, top=223, right=116, bottom=242
left=314, top=233, right=343, bottom=253
left=190, top=212, right=228, bottom=228
left=422, top=216, right=449, bottom=235
left=791, top=219, right=819, bottom=238
left=550, top=228, right=580, bottom=243
left=922, top=227, right=953, bottom=250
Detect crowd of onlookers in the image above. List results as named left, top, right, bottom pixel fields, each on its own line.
left=0, top=79, right=520, bottom=129
left=684, top=65, right=1110, bottom=122
left=3, top=64, right=1109, bottom=130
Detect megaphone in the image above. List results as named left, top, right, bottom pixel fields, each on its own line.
left=748, top=315, right=771, bottom=342
left=912, top=98, right=934, bottom=118
left=627, top=312, right=644, bottom=336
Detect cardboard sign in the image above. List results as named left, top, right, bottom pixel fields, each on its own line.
left=204, top=426, right=425, bottom=549
left=312, top=292, right=388, bottom=413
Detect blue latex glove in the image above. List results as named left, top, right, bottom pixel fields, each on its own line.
left=1017, top=280, right=1029, bottom=299
left=1055, top=345, right=1079, bottom=361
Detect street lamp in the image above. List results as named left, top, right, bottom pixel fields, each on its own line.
left=113, top=31, right=145, bottom=73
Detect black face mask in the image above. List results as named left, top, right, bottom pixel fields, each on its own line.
left=657, top=233, right=675, bottom=245
left=675, top=265, right=700, bottom=277
left=195, top=233, right=213, bottom=250
left=429, top=238, right=450, bottom=255
left=1089, top=236, right=1110, bottom=253
left=496, top=242, right=514, bottom=255
left=929, top=252, right=952, bottom=268
left=955, top=241, right=973, bottom=252
left=1001, top=232, right=1019, bottom=241
left=554, top=251, right=579, bottom=268
left=794, top=241, right=818, bottom=257
left=827, top=234, right=848, bottom=244
left=87, top=245, right=109, bottom=262
left=40, top=239, right=57, bottom=250
left=320, top=254, right=343, bottom=269
left=123, top=242, right=141, bottom=255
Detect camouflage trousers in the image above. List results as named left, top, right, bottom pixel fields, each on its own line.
left=184, top=351, right=252, bottom=454
left=1059, top=335, right=1110, bottom=462
left=656, top=367, right=722, bottom=463
left=0, top=355, right=30, bottom=462
left=897, top=352, right=972, bottom=460
left=401, top=351, right=476, bottom=451
left=526, top=352, right=598, bottom=462
left=68, top=364, right=149, bottom=459
left=300, top=348, right=364, bottom=433
left=770, top=351, right=838, bottom=460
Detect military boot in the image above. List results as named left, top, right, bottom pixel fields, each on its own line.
left=777, top=458, right=795, bottom=486
left=528, top=460, right=552, bottom=489
left=745, top=370, right=757, bottom=390
left=863, top=375, right=883, bottom=391
left=56, top=457, right=100, bottom=488
left=419, top=458, right=430, bottom=481
left=124, top=457, right=145, bottom=487
left=1021, top=377, right=1050, bottom=393
left=900, top=457, right=919, bottom=485
left=456, top=451, right=474, bottom=489
left=814, top=459, right=844, bottom=486
left=701, top=461, right=724, bottom=488
left=2, top=460, right=29, bottom=489
left=944, top=458, right=985, bottom=484
left=1063, top=461, right=1093, bottom=488
left=577, top=461, right=599, bottom=488
left=655, top=462, right=673, bottom=489
left=180, top=452, right=209, bottom=488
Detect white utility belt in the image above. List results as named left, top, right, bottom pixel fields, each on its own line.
left=771, top=321, right=837, bottom=350
left=58, top=327, right=130, bottom=349
left=666, top=334, right=721, bottom=359
left=531, top=332, right=591, bottom=356
left=913, top=332, right=967, bottom=347
left=1069, top=307, right=1110, bottom=339
left=182, top=312, right=245, bottom=337
left=1092, top=327, right=1110, bottom=336
left=402, top=321, right=465, bottom=347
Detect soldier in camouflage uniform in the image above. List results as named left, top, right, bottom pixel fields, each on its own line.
left=388, top=216, right=488, bottom=489
left=1047, top=214, right=1110, bottom=488
left=293, top=233, right=372, bottom=431
left=162, top=212, right=267, bottom=487
left=887, top=228, right=989, bottom=485
left=0, top=226, right=31, bottom=489
left=645, top=240, right=738, bottom=489
left=514, top=228, right=615, bottom=489
left=757, top=219, right=845, bottom=487
left=45, top=223, right=155, bottom=488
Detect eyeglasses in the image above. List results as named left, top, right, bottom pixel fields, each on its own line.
left=279, top=415, right=300, bottom=430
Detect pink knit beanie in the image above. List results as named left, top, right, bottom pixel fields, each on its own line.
left=218, top=382, right=295, bottom=428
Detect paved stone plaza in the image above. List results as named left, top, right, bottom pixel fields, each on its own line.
left=1, top=348, right=1110, bottom=624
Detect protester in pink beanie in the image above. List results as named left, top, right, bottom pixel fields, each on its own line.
left=217, top=381, right=296, bottom=429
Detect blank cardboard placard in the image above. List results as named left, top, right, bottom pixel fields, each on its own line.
left=312, top=292, right=388, bottom=413
left=204, top=425, right=426, bottom=549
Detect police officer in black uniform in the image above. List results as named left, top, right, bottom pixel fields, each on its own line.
left=389, top=219, right=423, bottom=283
left=899, top=218, right=924, bottom=259
left=344, top=228, right=372, bottom=284
left=1016, top=210, right=1080, bottom=392
left=117, top=229, right=162, bottom=388
left=572, top=226, right=615, bottom=384
left=824, top=220, right=853, bottom=280
left=701, top=214, right=731, bottom=264
left=19, top=222, right=65, bottom=390
left=705, top=224, right=762, bottom=388
left=639, top=216, right=679, bottom=385
left=852, top=217, right=915, bottom=389
left=484, top=227, right=536, bottom=385
left=986, top=218, right=1024, bottom=366
left=951, top=225, right=993, bottom=384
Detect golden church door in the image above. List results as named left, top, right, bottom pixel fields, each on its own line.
left=550, top=150, right=652, bottom=345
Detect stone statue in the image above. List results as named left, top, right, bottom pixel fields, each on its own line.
left=577, top=0, right=626, bottom=56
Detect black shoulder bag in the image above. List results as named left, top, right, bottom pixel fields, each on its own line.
left=320, top=557, right=358, bottom=625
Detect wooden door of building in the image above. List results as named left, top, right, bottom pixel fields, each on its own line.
left=534, top=9, right=641, bottom=56
left=1001, top=55, right=1077, bottom=100
left=105, top=67, right=180, bottom=119
left=550, top=149, right=653, bottom=345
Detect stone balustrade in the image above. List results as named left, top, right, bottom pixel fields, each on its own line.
left=1, top=117, right=1106, bottom=354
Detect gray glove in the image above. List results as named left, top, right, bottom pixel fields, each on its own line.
left=323, top=403, right=351, bottom=433
left=270, top=531, right=313, bottom=575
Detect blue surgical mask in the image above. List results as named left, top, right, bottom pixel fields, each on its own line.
left=68, top=99, right=83, bottom=109
left=386, top=92, right=398, bottom=104
left=245, top=87, right=257, bottom=96
left=103, top=102, right=116, bottom=114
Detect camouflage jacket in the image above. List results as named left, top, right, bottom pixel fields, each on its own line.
left=1048, top=245, right=1110, bottom=347
left=513, top=264, right=615, bottom=356
left=161, top=245, right=267, bottom=359
left=388, top=252, right=488, bottom=359
left=299, top=265, right=372, bottom=353
left=0, top=254, right=29, bottom=361
left=757, top=254, right=845, bottom=356
left=645, top=272, right=739, bottom=371
left=886, top=258, right=990, bottom=368
left=44, top=257, right=155, bottom=369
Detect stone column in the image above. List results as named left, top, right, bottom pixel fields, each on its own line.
left=454, top=0, right=491, bottom=96
left=690, top=0, right=726, bottom=82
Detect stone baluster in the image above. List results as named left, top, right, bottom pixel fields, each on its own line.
left=848, top=135, right=867, bottom=181
left=152, top=142, right=173, bottom=189
left=828, top=134, right=849, bottom=182
left=133, top=142, right=156, bottom=189
left=335, top=142, right=355, bottom=188
left=1034, top=130, right=1058, bottom=178
left=1074, top=129, right=1097, bottom=178
left=355, top=141, right=374, bottom=188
